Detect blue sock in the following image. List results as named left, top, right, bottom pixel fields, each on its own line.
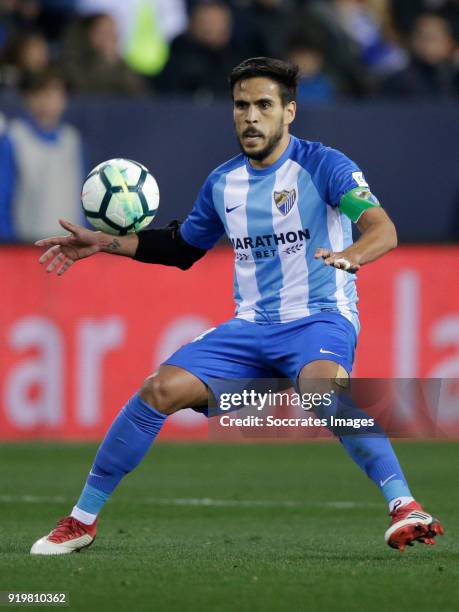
left=339, top=435, right=413, bottom=503
left=72, top=393, right=166, bottom=521
left=319, top=392, right=413, bottom=505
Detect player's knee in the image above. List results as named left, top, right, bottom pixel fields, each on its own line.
left=299, top=361, right=349, bottom=392
left=139, top=375, right=180, bottom=415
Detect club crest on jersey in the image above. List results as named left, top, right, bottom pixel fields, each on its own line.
left=273, top=189, right=297, bottom=216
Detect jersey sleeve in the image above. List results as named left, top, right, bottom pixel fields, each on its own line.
left=319, top=147, right=370, bottom=208
left=179, top=175, right=225, bottom=251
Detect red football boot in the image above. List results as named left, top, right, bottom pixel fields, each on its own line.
left=385, top=501, right=444, bottom=551
left=30, top=516, right=97, bottom=555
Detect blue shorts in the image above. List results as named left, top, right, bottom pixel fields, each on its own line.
left=164, top=312, right=357, bottom=407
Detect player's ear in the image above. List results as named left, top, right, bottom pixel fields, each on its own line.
left=284, top=100, right=296, bottom=126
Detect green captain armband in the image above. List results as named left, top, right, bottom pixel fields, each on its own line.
left=339, top=187, right=381, bottom=222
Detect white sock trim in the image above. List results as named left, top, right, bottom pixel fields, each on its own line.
left=71, top=506, right=97, bottom=525
left=388, top=496, right=415, bottom=513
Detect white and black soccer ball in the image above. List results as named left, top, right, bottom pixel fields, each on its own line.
left=81, top=158, right=159, bottom=235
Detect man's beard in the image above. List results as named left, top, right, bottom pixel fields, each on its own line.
left=238, top=121, right=284, bottom=162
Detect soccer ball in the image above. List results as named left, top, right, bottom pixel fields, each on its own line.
left=81, top=158, right=159, bottom=235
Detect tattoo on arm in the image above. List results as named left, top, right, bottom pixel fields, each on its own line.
left=107, top=238, right=121, bottom=252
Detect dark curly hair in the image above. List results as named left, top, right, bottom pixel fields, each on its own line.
left=229, top=57, right=299, bottom=106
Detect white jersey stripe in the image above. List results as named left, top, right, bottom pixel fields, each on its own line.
left=272, top=160, right=310, bottom=322
left=326, top=206, right=355, bottom=326
left=223, top=165, right=261, bottom=322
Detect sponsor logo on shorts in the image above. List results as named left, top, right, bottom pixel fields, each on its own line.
left=319, top=348, right=342, bottom=357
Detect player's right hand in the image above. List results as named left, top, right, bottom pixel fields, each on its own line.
left=35, top=219, right=101, bottom=276
left=314, top=247, right=360, bottom=274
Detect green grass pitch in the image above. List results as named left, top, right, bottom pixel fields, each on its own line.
left=1, top=442, right=458, bottom=612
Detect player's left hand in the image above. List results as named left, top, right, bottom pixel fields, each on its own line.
left=314, top=248, right=360, bottom=274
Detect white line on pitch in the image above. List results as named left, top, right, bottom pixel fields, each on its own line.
left=142, top=498, right=380, bottom=509
left=0, top=495, right=379, bottom=509
left=0, top=495, right=68, bottom=503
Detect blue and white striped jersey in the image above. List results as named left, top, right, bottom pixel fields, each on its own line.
left=180, top=136, right=370, bottom=331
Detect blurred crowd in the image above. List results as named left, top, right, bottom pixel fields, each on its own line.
left=1, top=0, right=459, bottom=243
left=1, top=0, right=459, bottom=102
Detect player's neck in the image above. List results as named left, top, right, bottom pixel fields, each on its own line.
left=248, top=133, right=291, bottom=170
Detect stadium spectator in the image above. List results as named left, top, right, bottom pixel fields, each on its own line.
left=287, top=37, right=336, bottom=104
left=0, top=69, right=86, bottom=243
left=0, top=1, right=44, bottom=70
left=294, top=1, right=371, bottom=96
left=381, top=12, right=459, bottom=97
left=230, top=0, right=299, bottom=60
left=0, top=31, right=50, bottom=89
left=335, top=0, right=406, bottom=76
left=158, top=0, right=244, bottom=98
left=303, top=0, right=406, bottom=78
left=5, top=0, right=42, bottom=32
left=60, top=13, right=146, bottom=95
left=390, top=0, right=459, bottom=42
left=76, top=0, right=188, bottom=77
